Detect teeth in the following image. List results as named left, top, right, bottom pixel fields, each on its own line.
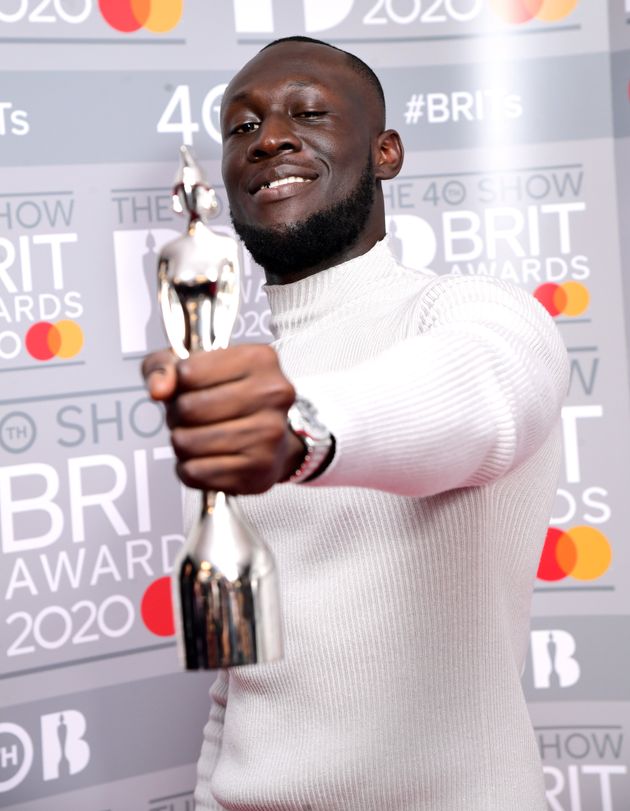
left=260, top=176, right=311, bottom=191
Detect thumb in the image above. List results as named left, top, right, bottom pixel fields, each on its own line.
left=142, top=349, right=178, bottom=401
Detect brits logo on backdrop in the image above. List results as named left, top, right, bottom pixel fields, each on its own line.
left=539, top=727, right=628, bottom=807
left=385, top=215, right=436, bottom=271
left=0, top=202, right=83, bottom=365
left=232, top=0, right=354, bottom=33
left=530, top=629, right=580, bottom=689
left=0, top=710, right=90, bottom=794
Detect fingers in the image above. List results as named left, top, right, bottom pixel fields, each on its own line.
left=175, top=433, right=289, bottom=495
left=170, top=412, right=285, bottom=459
left=164, top=344, right=295, bottom=427
left=170, top=410, right=290, bottom=494
left=142, top=343, right=298, bottom=495
left=166, top=374, right=294, bottom=427
left=176, top=457, right=280, bottom=495
left=176, top=344, right=279, bottom=392
left=142, top=349, right=177, bottom=401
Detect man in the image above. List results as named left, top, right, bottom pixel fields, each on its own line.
left=144, top=36, right=568, bottom=811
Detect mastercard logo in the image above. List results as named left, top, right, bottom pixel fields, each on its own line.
left=98, top=0, right=183, bottom=33
left=141, top=576, right=175, bottom=637
left=489, top=0, right=579, bottom=24
left=25, top=320, right=84, bottom=361
left=538, top=526, right=612, bottom=582
left=533, top=281, right=589, bottom=317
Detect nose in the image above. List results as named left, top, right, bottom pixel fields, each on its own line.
left=246, top=114, right=301, bottom=160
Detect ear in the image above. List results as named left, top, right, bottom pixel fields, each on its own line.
left=373, top=129, right=404, bottom=181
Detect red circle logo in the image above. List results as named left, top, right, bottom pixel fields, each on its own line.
left=489, top=0, right=579, bottom=24
left=141, top=576, right=175, bottom=637
left=98, top=0, right=183, bottom=33
left=533, top=281, right=589, bottom=318
left=538, top=526, right=612, bottom=581
left=24, top=320, right=83, bottom=361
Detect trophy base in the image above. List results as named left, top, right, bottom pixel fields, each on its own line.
left=177, top=556, right=283, bottom=669
left=173, top=491, right=284, bottom=670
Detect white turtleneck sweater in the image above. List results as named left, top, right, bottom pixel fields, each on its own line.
left=191, top=239, right=568, bottom=811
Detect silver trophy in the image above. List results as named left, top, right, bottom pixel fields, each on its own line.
left=157, top=145, right=283, bottom=669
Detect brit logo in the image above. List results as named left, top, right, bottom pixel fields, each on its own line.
left=233, top=0, right=354, bottom=33
left=0, top=709, right=90, bottom=793
left=530, top=629, right=580, bottom=689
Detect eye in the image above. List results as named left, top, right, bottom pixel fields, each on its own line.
left=230, top=121, right=260, bottom=135
left=294, top=110, right=326, bottom=120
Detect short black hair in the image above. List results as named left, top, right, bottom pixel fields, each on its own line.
left=261, top=35, right=386, bottom=125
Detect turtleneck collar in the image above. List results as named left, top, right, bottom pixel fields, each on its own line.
left=264, top=238, right=401, bottom=339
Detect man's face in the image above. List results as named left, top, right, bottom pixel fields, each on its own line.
left=220, top=42, right=383, bottom=278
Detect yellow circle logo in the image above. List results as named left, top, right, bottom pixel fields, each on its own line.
left=538, top=526, right=612, bottom=582
left=489, top=0, right=579, bottom=24
left=533, top=281, right=589, bottom=318
left=25, top=320, right=84, bottom=361
left=98, top=0, right=183, bottom=33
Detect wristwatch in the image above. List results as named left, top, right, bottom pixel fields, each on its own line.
left=286, top=396, right=335, bottom=483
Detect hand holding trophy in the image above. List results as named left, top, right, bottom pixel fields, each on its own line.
left=157, top=146, right=283, bottom=670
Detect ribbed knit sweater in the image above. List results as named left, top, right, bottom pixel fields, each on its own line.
left=192, top=238, right=569, bottom=811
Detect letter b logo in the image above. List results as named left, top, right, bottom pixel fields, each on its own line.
left=530, top=629, right=580, bottom=689
left=40, top=711, right=90, bottom=781
left=233, top=0, right=354, bottom=33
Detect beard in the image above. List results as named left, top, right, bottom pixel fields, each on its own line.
left=230, top=157, right=376, bottom=280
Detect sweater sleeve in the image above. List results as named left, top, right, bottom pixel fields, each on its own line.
left=294, top=275, right=569, bottom=497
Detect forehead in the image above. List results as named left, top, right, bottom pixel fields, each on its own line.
left=222, top=42, right=361, bottom=110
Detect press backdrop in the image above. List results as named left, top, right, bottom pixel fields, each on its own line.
left=0, top=1, right=629, bottom=809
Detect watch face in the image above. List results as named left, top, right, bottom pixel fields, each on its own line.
left=290, top=398, right=330, bottom=442
left=287, top=397, right=334, bottom=483
left=294, top=396, right=316, bottom=420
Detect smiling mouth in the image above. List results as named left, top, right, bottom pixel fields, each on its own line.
left=256, top=176, right=313, bottom=192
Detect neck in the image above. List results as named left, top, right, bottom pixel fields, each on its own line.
left=264, top=227, right=386, bottom=285
left=263, top=195, right=387, bottom=285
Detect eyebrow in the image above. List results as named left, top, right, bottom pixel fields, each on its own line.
left=226, top=80, right=317, bottom=106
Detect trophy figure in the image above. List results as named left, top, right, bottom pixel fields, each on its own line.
left=157, top=145, right=283, bottom=669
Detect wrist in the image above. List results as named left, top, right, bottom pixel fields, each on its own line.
left=283, top=431, right=310, bottom=482
left=282, top=396, right=335, bottom=484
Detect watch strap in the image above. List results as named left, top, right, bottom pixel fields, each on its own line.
left=286, top=397, right=334, bottom=484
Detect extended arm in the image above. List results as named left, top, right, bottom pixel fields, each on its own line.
left=297, top=276, right=569, bottom=496
left=144, top=277, right=568, bottom=498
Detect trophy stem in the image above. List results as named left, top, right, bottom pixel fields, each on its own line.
left=204, top=489, right=218, bottom=512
